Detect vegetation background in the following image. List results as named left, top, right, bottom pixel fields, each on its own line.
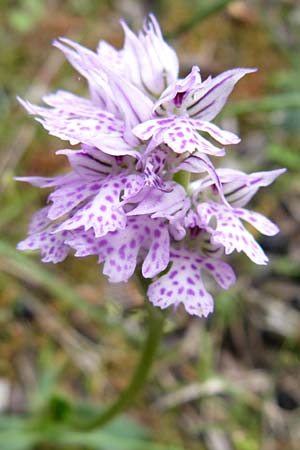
left=0, top=0, right=299, bottom=449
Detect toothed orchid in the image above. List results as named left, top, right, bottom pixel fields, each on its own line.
left=17, top=15, right=284, bottom=318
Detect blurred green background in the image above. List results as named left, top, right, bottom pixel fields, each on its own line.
left=0, top=0, right=300, bottom=449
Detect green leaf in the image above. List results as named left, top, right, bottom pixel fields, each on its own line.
left=0, top=417, right=39, bottom=450
left=0, top=415, right=186, bottom=450
left=52, top=429, right=186, bottom=450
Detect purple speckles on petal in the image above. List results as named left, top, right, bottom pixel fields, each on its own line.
left=18, top=224, right=70, bottom=263
left=169, top=270, right=178, bottom=279
left=118, top=244, right=126, bottom=259
left=90, top=183, right=101, bottom=191
left=130, top=239, right=136, bottom=249
left=187, top=288, right=195, bottom=296
left=197, top=201, right=275, bottom=265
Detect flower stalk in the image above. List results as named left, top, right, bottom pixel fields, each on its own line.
left=72, top=278, right=165, bottom=430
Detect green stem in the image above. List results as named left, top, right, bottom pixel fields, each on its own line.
left=72, top=279, right=165, bottom=430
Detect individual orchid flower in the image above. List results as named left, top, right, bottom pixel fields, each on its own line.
left=192, top=168, right=286, bottom=264
left=133, top=65, right=255, bottom=158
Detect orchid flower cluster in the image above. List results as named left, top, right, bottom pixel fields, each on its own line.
left=17, top=15, right=285, bottom=318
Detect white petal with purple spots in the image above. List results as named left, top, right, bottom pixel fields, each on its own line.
left=133, top=117, right=225, bottom=156
left=47, top=178, right=100, bottom=220
left=17, top=225, right=71, bottom=263
left=28, top=206, right=52, bottom=235
left=234, top=208, right=279, bottom=236
left=192, top=120, right=240, bottom=145
left=66, top=216, right=170, bottom=283
left=197, top=202, right=270, bottom=265
left=148, top=248, right=235, bottom=317
left=18, top=97, right=139, bottom=158
left=55, top=175, right=130, bottom=237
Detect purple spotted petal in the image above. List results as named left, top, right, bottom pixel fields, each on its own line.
left=118, top=175, right=146, bottom=206
left=192, top=120, right=240, bottom=145
left=234, top=208, right=279, bottom=236
left=133, top=117, right=225, bottom=156
left=55, top=175, right=131, bottom=236
left=42, top=90, right=114, bottom=119
left=140, top=220, right=170, bottom=278
left=197, top=202, right=270, bottom=265
left=63, top=228, right=103, bottom=258
left=17, top=225, right=70, bottom=263
left=18, top=95, right=120, bottom=129
left=19, top=97, right=139, bottom=158
left=147, top=248, right=236, bottom=317
left=66, top=216, right=170, bottom=282
left=162, top=120, right=225, bottom=156
left=102, top=218, right=169, bottom=282
left=28, top=206, right=52, bottom=235
left=142, top=148, right=170, bottom=191
left=47, top=178, right=101, bottom=220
